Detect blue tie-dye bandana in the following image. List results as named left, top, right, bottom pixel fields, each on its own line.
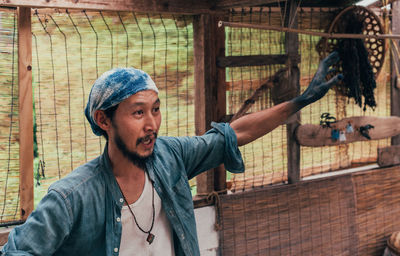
left=85, top=67, right=158, bottom=136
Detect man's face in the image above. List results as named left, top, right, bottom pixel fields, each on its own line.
left=108, top=90, right=161, bottom=163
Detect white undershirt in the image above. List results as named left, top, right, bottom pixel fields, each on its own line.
left=119, top=172, right=175, bottom=256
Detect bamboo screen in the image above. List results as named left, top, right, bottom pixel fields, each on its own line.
left=226, top=7, right=391, bottom=192
left=0, top=8, right=19, bottom=224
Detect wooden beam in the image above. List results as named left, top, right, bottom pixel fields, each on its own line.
left=296, top=116, right=400, bottom=147
left=193, top=14, right=227, bottom=194
left=18, top=7, right=34, bottom=220
left=216, top=0, right=358, bottom=8
left=0, top=0, right=216, bottom=14
left=217, top=54, right=292, bottom=68
left=392, top=0, right=400, bottom=145
left=216, top=0, right=284, bottom=9
left=284, top=0, right=300, bottom=184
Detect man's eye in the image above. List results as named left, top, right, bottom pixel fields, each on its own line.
left=153, top=107, right=160, bottom=112
left=133, top=110, right=144, bottom=116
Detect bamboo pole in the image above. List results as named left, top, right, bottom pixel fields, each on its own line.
left=18, top=7, right=33, bottom=220
left=219, top=20, right=400, bottom=40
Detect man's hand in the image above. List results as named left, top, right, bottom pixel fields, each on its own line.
left=291, top=51, right=343, bottom=110
left=231, top=51, right=342, bottom=146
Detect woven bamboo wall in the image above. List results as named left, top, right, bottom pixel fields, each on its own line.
left=220, top=165, right=400, bottom=255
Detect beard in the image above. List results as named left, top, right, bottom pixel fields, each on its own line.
left=112, top=124, right=157, bottom=170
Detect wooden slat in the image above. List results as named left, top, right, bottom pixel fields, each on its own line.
left=216, top=0, right=282, bottom=8
left=217, top=54, right=289, bottom=68
left=216, top=0, right=358, bottom=9
left=378, top=145, right=400, bottom=167
left=392, top=1, right=400, bottom=145
left=214, top=14, right=228, bottom=192
left=0, top=0, right=214, bottom=14
left=18, top=7, right=33, bottom=220
left=284, top=0, right=300, bottom=184
left=193, top=14, right=227, bottom=194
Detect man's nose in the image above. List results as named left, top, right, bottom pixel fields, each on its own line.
left=144, top=113, right=157, bottom=132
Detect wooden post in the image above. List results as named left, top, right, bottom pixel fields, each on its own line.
left=18, top=7, right=33, bottom=220
left=284, top=0, right=301, bottom=183
left=193, top=14, right=227, bottom=194
left=392, top=0, right=400, bottom=145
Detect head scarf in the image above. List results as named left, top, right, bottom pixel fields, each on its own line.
left=85, top=67, right=158, bottom=136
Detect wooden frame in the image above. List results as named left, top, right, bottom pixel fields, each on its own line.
left=193, top=13, right=227, bottom=194
left=0, top=0, right=216, bottom=14
left=392, top=0, right=400, bottom=145
left=18, top=6, right=33, bottom=220
left=284, top=0, right=301, bottom=183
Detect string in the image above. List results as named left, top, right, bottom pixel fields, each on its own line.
left=35, top=10, right=61, bottom=179
left=100, top=11, right=114, bottom=69
left=67, top=10, right=88, bottom=162
left=0, top=10, right=16, bottom=222
left=160, top=15, right=169, bottom=135
left=49, top=14, right=74, bottom=171
left=83, top=10, right=102, bottom=153
left=117, top=12, right=129, bottom=67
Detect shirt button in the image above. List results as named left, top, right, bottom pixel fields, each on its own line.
left=114, top=248, right=118, bottom=253
left=116, top=217, right=121, bottom=222
left=119, top=198, right=124, bottom=203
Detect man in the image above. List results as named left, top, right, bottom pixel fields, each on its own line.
left=1, top=52, right=341, bottom=255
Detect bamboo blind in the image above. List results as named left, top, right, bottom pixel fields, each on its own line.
left=0, top=8, right=20, bottom=224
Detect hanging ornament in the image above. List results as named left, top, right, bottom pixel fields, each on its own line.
left=339, top=131, right=347, bottom=142
left=331, top=129, right=340, bottom=141
left=346, top=122, right=354, bottom=133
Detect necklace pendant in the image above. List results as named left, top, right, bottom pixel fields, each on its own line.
left=146, top=233, right=155, bottom=244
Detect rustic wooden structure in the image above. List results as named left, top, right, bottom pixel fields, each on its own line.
left=1, top=0, right=400, bottom=254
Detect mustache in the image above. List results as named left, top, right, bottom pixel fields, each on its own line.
left=136, top=132, right=158, bottom=146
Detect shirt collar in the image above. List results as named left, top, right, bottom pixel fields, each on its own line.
left=99, top=142, right=157, bottom=207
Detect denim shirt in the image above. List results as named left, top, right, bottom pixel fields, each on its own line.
left=2, top=122, right=244, bottom=256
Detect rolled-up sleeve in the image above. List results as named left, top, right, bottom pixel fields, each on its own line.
left=167, top=122, right=244, bottom=179
left=208, top=122, right=244, bottom=173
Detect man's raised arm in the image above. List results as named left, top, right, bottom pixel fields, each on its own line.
left=231, top=51, right=343, bottom=146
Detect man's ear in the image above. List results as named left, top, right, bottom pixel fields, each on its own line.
left=94, top=110, right=111, bottom=132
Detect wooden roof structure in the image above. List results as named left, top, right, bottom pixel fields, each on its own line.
left=0, top=0, right=366, bottom=13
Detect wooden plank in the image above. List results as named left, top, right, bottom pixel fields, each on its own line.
left=392, top=0, right=400, bottom=145
left=193, top=14, right=227, bottom=194
left=216, top=0, right=358, bottom=9
left=216, top=0, right=282, bottom=8
left=214, top=14, right=227, bottom=192
left=378, top=145, right=400, bottom=167
left=284, top=0, right=300, bottom=184
left=217, top=54, right=290, bottom=68
left=296, top=116, right=400, bottom=147
left=18, top=7, right=34, bottom=220
left=0, top=0, right=215, bottom=14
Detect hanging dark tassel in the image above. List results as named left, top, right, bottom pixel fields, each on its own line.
left=333, top=10, right=377, bottom=111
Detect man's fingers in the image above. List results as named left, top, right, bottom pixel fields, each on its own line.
left=324, top=73, right=343, bottom=89
left=327, top=68, right=336, bottom=76
left=322, top=51, right=340, bottom=67
left=315, top=51, right=340, bottom=81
